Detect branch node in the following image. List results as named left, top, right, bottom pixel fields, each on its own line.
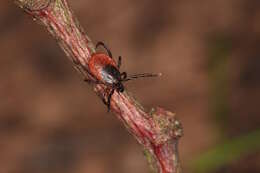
left=150, top=107, right=183, bottom=146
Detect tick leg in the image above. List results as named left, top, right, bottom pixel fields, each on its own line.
left=84, top=78, right=94, bottom=84
left=84, top=78, right=102, bottom=84
left=96, top=42, right=113, bottom=58
left=117, top=56, right=122, bottom=69
left=101, top=87, right=115, bottom=112
left=120, top=72, right=127, bottom=80
left=106, top=88, right=115, bottom=112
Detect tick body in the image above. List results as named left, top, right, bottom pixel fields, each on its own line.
left=87, top=42, right=159, bottom=111
left=89, top=53, right=121, bottom=87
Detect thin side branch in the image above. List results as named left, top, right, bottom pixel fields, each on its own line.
left=14, top=0, right=183, bottom=172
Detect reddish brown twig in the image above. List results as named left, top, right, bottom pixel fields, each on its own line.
left=14, top=0, right=183, bottom=172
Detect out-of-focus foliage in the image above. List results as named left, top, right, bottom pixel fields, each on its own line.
left=191, top=130, right=260, bottom=173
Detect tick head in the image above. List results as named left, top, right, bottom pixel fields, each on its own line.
left=116, top=82, right=124, bottom=92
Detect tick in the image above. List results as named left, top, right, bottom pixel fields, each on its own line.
left=87, top=42, right=160, bottom=111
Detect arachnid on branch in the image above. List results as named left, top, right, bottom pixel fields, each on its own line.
left=88, top=41, right=161, bottom=111
left=14, top=0, right=183, bottom=173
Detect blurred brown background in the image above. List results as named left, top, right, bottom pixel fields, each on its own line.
left=1, top=0, right=260, bottom=173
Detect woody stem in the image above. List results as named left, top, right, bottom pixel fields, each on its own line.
left=14, top=0, right=183, bottom=173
